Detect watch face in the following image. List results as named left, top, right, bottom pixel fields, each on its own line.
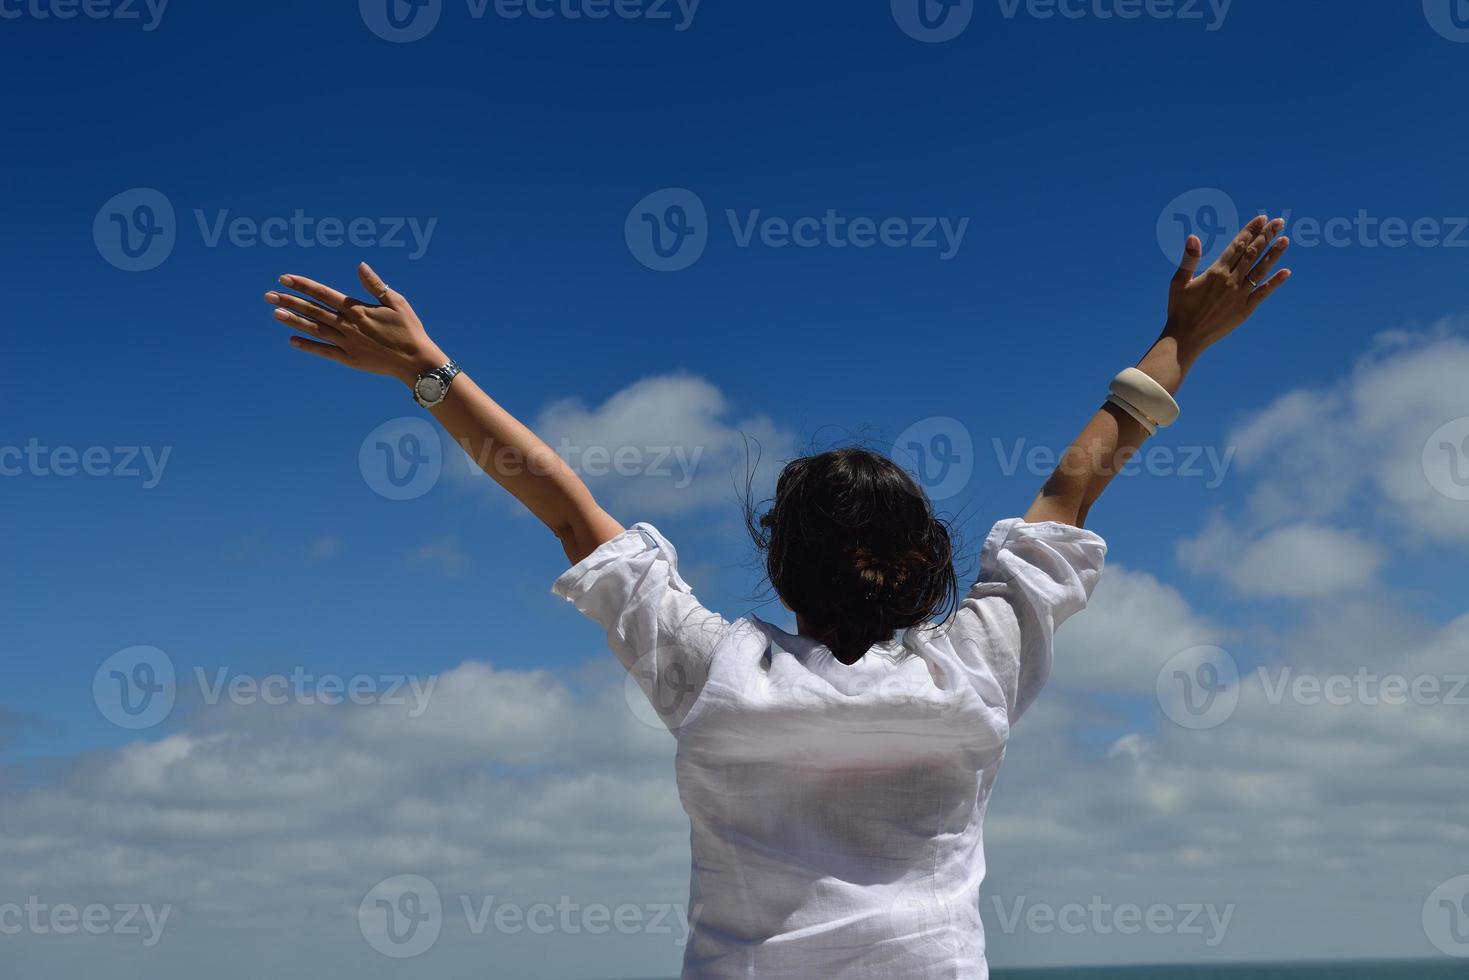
left=417, top=377, right=445, bottom=403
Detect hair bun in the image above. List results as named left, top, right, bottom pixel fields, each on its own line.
left=745, top=447, right=959, bottom=665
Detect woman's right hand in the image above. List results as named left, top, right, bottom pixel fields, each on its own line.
left=265, top=263, right=449, bottom=387
left=1164, top=214, right=1292, bottom=363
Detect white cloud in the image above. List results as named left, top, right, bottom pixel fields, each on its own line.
left=1052, top=563, right=1221, bottom=692
left=0, top=662, right=691, bottom=980
left=1180, top=519, right=1386, bottom=599
left=987, top=596, right=1469, bottom=967
left=1223, top=328, right=1469, bottom=543
left=533, top=374, right=796, bottom=516
left=1179, top=327, right=1469, bottom=597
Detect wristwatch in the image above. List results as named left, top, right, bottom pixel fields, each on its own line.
left=412, top=359, right=460, bottom=409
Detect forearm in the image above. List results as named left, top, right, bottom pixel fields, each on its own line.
left=1025, top=332, right=1198, bottom=528
left=396, top=361, right=623, bottom=563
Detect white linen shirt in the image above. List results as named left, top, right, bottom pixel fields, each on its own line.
left=553, top=518, right=1106, bottom=980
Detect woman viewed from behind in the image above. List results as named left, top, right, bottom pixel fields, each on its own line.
left=263, top=215, right=1291, bottom=978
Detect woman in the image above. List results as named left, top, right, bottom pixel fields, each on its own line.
left=264, top=216, right=1291, bottom=978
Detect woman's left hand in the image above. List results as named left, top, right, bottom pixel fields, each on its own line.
left=264, top=263, right=448, bottom=386
left=1164, top=214, right=1292, bottom=362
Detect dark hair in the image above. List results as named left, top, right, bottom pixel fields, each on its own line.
left=745, top=448, right=959, bottom=665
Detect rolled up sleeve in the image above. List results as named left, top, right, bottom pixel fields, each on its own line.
left=553, top=524, right=729, bottom=734
left=944, top=519, right=1107, bottom=722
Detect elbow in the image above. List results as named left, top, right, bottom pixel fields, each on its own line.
left=554, top=519, right=606, bottom=566
left=552, top=521, right=583, bottom=562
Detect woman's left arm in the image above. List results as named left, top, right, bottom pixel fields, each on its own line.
left=265, top=263, right=624, bottom=564
left=1025, top=214, right=1293, bottom=528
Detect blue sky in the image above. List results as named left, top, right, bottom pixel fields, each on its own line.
left=4, top=2, right=1469, bottom=977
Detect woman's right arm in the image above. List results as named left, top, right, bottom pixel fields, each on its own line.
left=418, top=370, right=626, bottom=563
left=265, top=263, right=624, bottom=565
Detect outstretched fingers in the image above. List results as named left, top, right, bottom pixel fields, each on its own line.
left=279, top=274, right=349, bottom=311
left=265, top=289, right=345, bottom=342
left=1229, top=217, right=1285, bottom=278
left=267, top=290, right=341, bottom=325
left=1247, top=268, right=1292, bottom=309
left=1217, top=215, right=1268, bottom=272
left=1244, top=234, right=1290, bottom=286
left=288, top=336, right=350, bottom=362
left=271, top=307, right=334, bottom=339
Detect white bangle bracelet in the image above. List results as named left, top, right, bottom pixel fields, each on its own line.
left=1110, top=367, right=1180, bottom=429
left=1106, top=392, right=1159, bottom=436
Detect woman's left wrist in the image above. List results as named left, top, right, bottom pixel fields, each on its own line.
left=1164, top=318, right=1213, bottom=363
left=396, top=345, right=450, bottom=388
left=1136, top=333, right=1197, bottom=397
